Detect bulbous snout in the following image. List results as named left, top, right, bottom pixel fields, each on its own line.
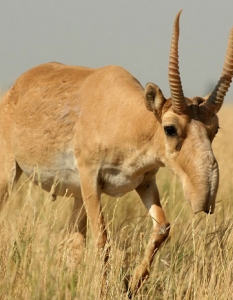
left=182, top=153, right=219, bottom=215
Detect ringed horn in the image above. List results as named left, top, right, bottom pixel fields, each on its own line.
left=169, top=10, right=233, bottom=115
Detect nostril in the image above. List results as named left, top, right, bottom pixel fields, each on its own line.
left=204, top=210, right=213, bottom=215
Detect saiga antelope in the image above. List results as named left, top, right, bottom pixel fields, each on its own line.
left=0, top=11, right=233, bottom=297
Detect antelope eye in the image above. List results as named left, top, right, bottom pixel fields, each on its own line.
left=164, top=125, right=177, bottom=137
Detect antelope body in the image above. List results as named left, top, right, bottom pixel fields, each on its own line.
left=0, top=11, right=233, bottom=296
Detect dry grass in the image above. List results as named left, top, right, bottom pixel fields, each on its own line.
left=0, top=105, right=233, bottom=299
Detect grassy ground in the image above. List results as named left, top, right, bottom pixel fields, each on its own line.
left=0, top=105, right=233, bottom=299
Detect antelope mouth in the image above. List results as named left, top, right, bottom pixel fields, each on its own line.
left=193, top=208, right=214, bottom=215
left=191, top=194, right=216, bottom=215
left=204, top=209, right=214, bottom=215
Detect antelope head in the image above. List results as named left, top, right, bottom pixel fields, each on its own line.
left=145, top=11, right=233, bottom=214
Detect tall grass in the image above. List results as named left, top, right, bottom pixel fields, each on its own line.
left=0, top=106, right=233, bottom=299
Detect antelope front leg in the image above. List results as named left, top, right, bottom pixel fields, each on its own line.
left=128, top=178, right=170, bottom=297
left=69, top=197, right=87, bottom=238
left=79, top=167, right=109, bottom=294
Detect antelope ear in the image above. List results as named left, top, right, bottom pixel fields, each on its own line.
left=144, top=83, right=166, bottom=121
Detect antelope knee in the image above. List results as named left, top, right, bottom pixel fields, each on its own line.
left=154, top=222, right=170, bottom=243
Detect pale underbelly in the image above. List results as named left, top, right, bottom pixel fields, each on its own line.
left=18, top=164, right=144, bottom=199
left=16, top=140, right=146, bottom=200
left=20, top=165, right=82, bottom=198
left=16, top=148, right=82, bottom=198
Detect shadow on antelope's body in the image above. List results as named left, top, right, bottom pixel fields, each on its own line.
left=0, top=11, right=233, bottom=297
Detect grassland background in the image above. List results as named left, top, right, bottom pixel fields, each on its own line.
left=0, top=105, right=233, bottom=300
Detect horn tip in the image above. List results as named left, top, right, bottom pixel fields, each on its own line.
left=177, top=9, right=183, bottom=18
left=174, top=10, right=183, bottom=27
